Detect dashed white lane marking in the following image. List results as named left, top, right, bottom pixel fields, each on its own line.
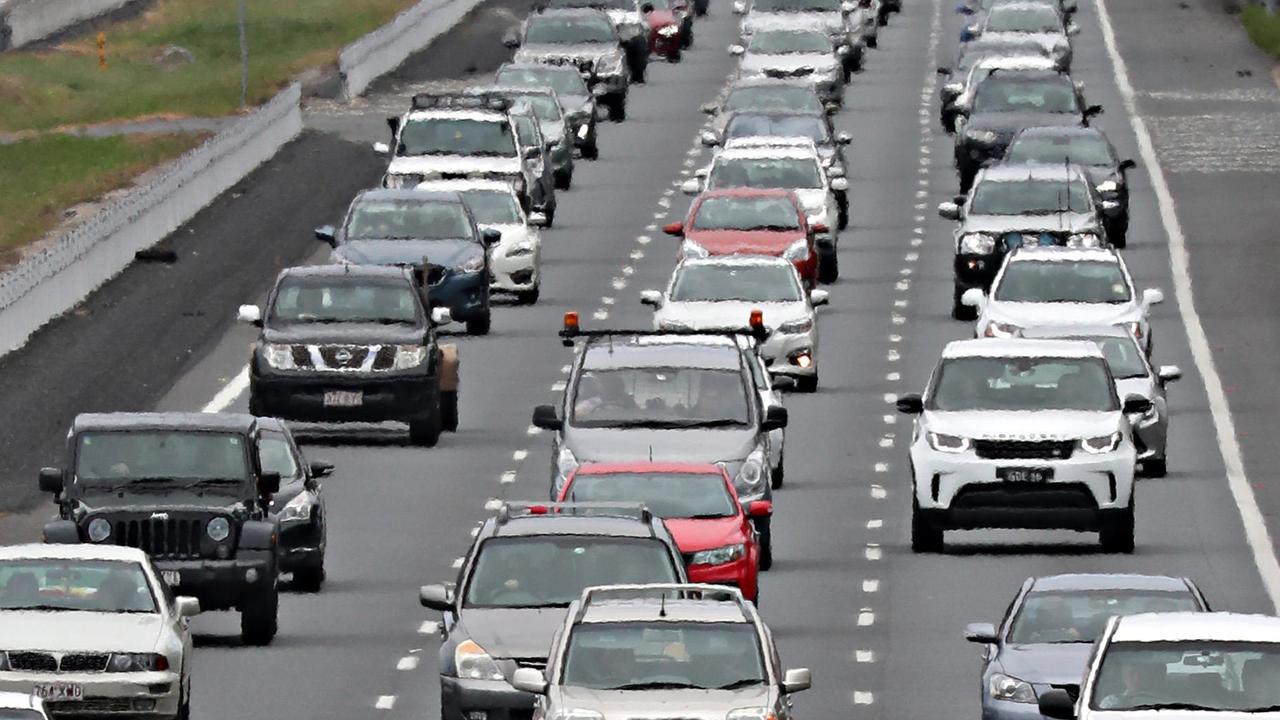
left=451, top=557, right=465, bottom=569
left=653, top=211, right=666, bottom=220
left=886, top=349, right=901, bottom=362
left=663, top=188, right=675, bottom=197
left=593, top=310, right=609, bottom=321
left=910, top=237, right=923, bottom=247
left=551, top=381, right=566, bottom=391
left=882, top=414, right=896, bottom=425
left=526, top=425, right=542, bottom=435
left=865, top=544, right=882, bottom=561
left=500, top=471, right=517, bottom=485
left=912, top=227, right=924, bottom=235
left=646, top=223, right=658, bottom=232
left=612, top=277, right=627, bottom=290
left=622, top=266, right=634, bottom=276
left=891, top=314, right=906, bottom=325
left=914, top=214, right=925, bottom=222
left=418, top=620, right=439, bottom=635
left=896, top=279, right=910, bottom=291
left=470, top=525, right=481, bottom=537
left=630, top=249, right=645, bottom=260
left=894, top=299, right=908, bottom=308
left=853, top=692, right=875, bottom=705
left=905, top=252, right=919, bottom=262
left=560, top=365, right=571, bottom=374
left=878, top=436, right=894, bottom=448
left=914, top=202, right=927, bottom=210
left=857, top=609, right=875, bottom=626
left=871, top=484, right=887, bottom=499
left=855, top=650, right=875, bottom=663
left=513, top=450, right=528, bottom=462
left=601, top=296, right=615, bottom=306
left=483, top=498, right=503, bottom=511
left=863, top=579, right=880, bottom=593
left=397, top=656, right=419, bottom=671
left=658, top=197, right=671, bottom=208
left=874, top=463, right=889, bottom=473
left=637, top=235, right=651, bottom=244
left=899, top=267, right=913, bottom=275
left=914, top=190, right=927, bottom=199
left=375, top=696, right=396, bottom=710
left=202, top=366, right=250, bottom=413
left=867, top=518, right=884, bottom=529
left=883, top=392, right=898, bottom=402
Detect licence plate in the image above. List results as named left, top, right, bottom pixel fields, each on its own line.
left=33, top=683, right=82, bottom=701
left=162, top=570, right=181, bottom=587
left=999, top=467, right=1053, bottom=483
left=324, top=390, right=363, bottom=407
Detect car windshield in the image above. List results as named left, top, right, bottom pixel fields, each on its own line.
left=985, top=5, right=1061, bottom=32
left=270, top=278, right=420, bottom=325
left=749, top=30, right=832, bottom=53
left=1006, top=134, right=1116, bottom=165
left=691, top=195, right=801, bottom=231
left=1009, top=591, right=1200, bottom=645
left=496, top=67, right=590, bottom=98
left=460, top=189, right=522, bottom=224
left=709, top=156, right=823, bottom=190
left=511, top=94, right=562, bottom=120
left=724, top=86, right=825, bottom=114
left=726, top=114, right=829, bottom=143
left=995, top=260, right=1131, bottom=303
left=464, top=537, right=678, bottom=608
left=670, top=264, right=803, bottom=302
left=562, top=621, right=766, bottom=690
left=549, top=0, right=634, bottom=9
left=1090, top=641, right=1280, bottom=712
left=931, top=356, right=1116, bottom=411
left=958, top=41, right=1050, bottom=70
left=972, top=78, right=1079, bottom=113
left=345, top=200, right=472, bottom=240
left=0, top=559, right=157, bottom=613
left=571, top=367, right=751, bottom=427
left=76, top=431, right=247, bottom=483
left=526, top=16, right=616, bottom=44
left=969, top=178, right=1092, bottom=214
left=567, top=472, right=738, bottom=518
left=399, top=118, right=517, bottom=157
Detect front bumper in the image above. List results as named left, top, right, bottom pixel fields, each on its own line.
left=760, top=329, right=818, bottom=378
left=278, top=521, right=323, bottom=572
left=440, top=675, right=534, bottom=720
left=651, top=30, right=681, bottom=58
left=153, top=555, right=274, bottom=610
left=251, top=371, right=438, bottom=425
left=491, top=246, right=540, bottom=292
left=688, top=557, right=758, bottom=600
left=0, top=671, right=181, bottom=718
left=982, top=694, right=1047, bottom=720
left=428, top=272, right=490, bottom=321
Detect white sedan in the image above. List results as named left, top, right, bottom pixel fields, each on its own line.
left=0, top=544, right=199, bottom=719
left=641, top=256, right=828, bottom=391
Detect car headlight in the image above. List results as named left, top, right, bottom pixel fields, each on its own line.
left=263, top=343, right=296, bottom=370
left=106, top=653, right=169, bottom=673
left=458, top=255, right=486, bottom=274
left=983, top=321, right=1020, bottom=338
left=927, top=432, right=970, bottom=453
left=507, top=240, right=535, bottom=257
left=989, top=672, right=1036, bottom=703
left=1096, top=180, right=1119, bottom=194
left=454, top=639, right=504, bottom=681
left=1080, top=431, right=1122, bottom=454
left=783, top=238, right=811, bottom=261
left=278, top=492, right=313, bottom=524
left=690, top=543, right=746, bottom=566
left=86, top=517, right=111, bottom=543
left=727, top=708, right=775, bottom=720
left=779, top=317, right=813, bottom=334
left=577, top=123, right=591, bottom=140
left=733, top=448, right=767, bottom=496
left=681, top=239, right=710, bottom=258
left=550, top=711, right=606, bottom=720
left=1066, top=232, right=1102, bottom=248
left=966, top=128, right=999, bottom=144
left=959, top=233, right=995, bottom=254
left=206, top=517, right=231, bottom=542
left=394, top=345, right=429, bottom=370
left=658, top=24, right=680, bottom=36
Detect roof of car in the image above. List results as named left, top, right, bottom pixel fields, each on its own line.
left=942, top=338, right=1106, bottom=359
left=1030, top=573, right=1193, bottom=593
left=979, top=162, right=1089, bottom=183
left=1006, top=246, right=1120, bottom=263
left=530, top=6, right=612, bottom=19
left=279, top=264, right=415, bottom=281
left=499, top=61, right=583, bottom=73
left=405, top=108, right=509, bottom=123
left=1111, top=612, right=1280, bottom=644
left=354, top=188, right=466, bottom=204
left=71, top=412, right=258, bottom=434
left=484, top=84, right=561, bottom=100
left=488, top=514, right=662, bottom=538
left=0, top=542, right=151, bottom=563
left=728, top=76, right=823, bottom=90
left=979, top=69, right=1073, bottom=85
left=726, top=108, right=825, bottom=120
left=572, top=462, right=729, bottom=476
left=716, top=145, right=818, bottom=161
left=973, top=54, right=1057, bottom=71
left=581, top=336, right=745, bottom=370
left=578, top=599, right=753, bottom=624
left=415, top=179, right=518, bottom=194
left=678, top=255, right=795, bottom=270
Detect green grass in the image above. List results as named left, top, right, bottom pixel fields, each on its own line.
left=1242, top=5, right=1280, bottom=58
left=0, top=0, right=420, bottom=132
left=0, top=134, right=204, bottom=264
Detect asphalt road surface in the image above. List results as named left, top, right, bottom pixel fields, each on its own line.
left=1, top=0, right=1279, bottom=717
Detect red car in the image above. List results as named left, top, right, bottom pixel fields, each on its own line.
left=643, top=0, right=692, bottom=61
left=557, top=462, right=769, bottom=602
left=664, top=188, right=824, bottom=289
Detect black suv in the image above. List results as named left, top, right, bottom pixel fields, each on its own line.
left=240, top=264, right=461, bottom=446
left=418, top=502, right=688, bottom=720
left=39, top=412, right=288, bottom=645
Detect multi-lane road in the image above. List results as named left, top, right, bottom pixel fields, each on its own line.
left=1, top=0, right=1280, bottom=717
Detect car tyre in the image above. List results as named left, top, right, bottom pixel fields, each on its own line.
left=176, top=683, right=190, bottom=720
left=292, top=563, right=325, bottom=592
left=1143, top=457, right=1167, bottom=478
left=240, top=584, right=279, bottom=646
left=668, top=47, right=682, bottom=62
left=516, top=286, right=540, bottom=305
left=796, top=375, right=818, bottom=393
left=441, top=390, right=459, bottom=432
left=1100, top=502, right=1136, bottom=553
left=758, top=527, right=773, bottom=571
left=409, top=400, right=442, bottom=447
left=818, top=248, right=839, bottom=283
left=607, top=97, right=626, bottom=122
left=911, top=499, right=944, bottom=553
left=466, top=314, right=491, bottom=336
left=1108, top=219, right=1128, bottom=248
left=581, top=140, right=599, bottom=160
left=554, top=168, right=572, bottom=190
left=771, top=451, right=784, bottom=489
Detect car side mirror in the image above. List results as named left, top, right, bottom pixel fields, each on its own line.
left=175, top=596, right=201, bottom=618
left=961, top=287, right=985, bottom=308
left=314, top=225, right=337, bottom=245
left=482, top=228, right=502, bottom=247
left=836, top=131, right=852, bottom=145
left=728, top=44, right=746, bottom=56
left=38, top=467, right=63, bottom=496
left=373, top=141, right=391, bottom=155
left=532, top=404, right=564, bottom=430
left=964, top=622, right=998, bottom=643
left=895, top=393, right=924, bottom=414
left=1122, top=394, right=1153, bottom=416
left=258, top=471, right=281, bottom=497
left=829, top=177, right=848, bottom=191
left=237, top=304, right=263, bottom=327
left=1119, top=158, right=1136, bottom=171
left=701, top=102, right=719, bottom=115
left=503, top=31, right=521, bottom=48
left=1039, top=689, right=1076, bottom=720
left=747, top=500, right=773, bottom=517
left=309, top=460, right=335, bottom=478
left=840, top=0, right=856, bottom=11
left=663, top=221, right=685, bottom=237
left=1157, top=365, right=1182, bottom=384
left=511, top=667, right=549, bottom=695
left=810, top=289, right=830, bottom=306
left=418, top=583, right=455, bottom=611
left=700, top=131, right=720, bottom=147
left=640, top=290, right=664, bottom=307
left=771, top=375, right=796, bottom=391
left=937, top=66, right=952, bottom=75
left=762, top=405, right=788, bottom=432
left=1085, top=104, right=1103, bottom=117
left=431, top=307, right=453, bottom=326
left=680, top=179, right=702, bottom=195
left=782, top=668, right=812, bottom=693
left=529, top=211, right=549, bottom=227
left=1142, top=287, right=1164, bottom=308
left=938, top=201, right=961, bottom=221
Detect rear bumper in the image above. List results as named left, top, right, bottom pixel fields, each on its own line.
left=153, top=555, right=274, bottom=610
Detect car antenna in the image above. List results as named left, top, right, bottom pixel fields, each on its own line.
left=659, top=591, right=667, bottom=618
left=648, top=445, right=653, bottom=462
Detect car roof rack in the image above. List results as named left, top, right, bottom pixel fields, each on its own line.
left=573, top=583, right=750, bottom=622
left=558, top=311, right=769, bottom=348
left=411, top=91, right=512, bottom=112
left=495, top=501, right=655, bottom=526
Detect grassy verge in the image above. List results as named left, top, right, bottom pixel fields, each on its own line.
left=0, top=134, right=205, bottom=266
left=0, top=0, right=420, bottom=132
left=1242, top=4, right=1280, bottom=58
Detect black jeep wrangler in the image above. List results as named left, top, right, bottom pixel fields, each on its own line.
left=39, top=412, right=284, bottom=645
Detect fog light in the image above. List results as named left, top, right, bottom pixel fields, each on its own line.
left=792, top=353, right=813, bottom=368
left=148, top=684, right=172, bottom=695
left=132, top=699, right=157, bottom=711
left=245, top=568, right=259, bottom=583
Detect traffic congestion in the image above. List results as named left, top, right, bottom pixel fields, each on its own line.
left=0, top=0, right=1277, bottom=717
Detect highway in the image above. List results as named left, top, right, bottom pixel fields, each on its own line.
left=1, top=0, right=1279, bottom=717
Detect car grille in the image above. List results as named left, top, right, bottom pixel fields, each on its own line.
left=4, top=652, right=111, bottom=673
left=8, top=651, right=57, bottom=671
left=110, top=517, right=209, bottom=559
left=288, top=344, right=397, bottom=371
left=318, top=344, right=370, bottom=369
left=973, top=439, right=1074, bottom=460
left=59, top=653, right=109, bottom=672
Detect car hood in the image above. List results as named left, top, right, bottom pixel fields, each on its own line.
left=75, top=492, right=246, bottom=513
left=965, top=112, right=1081, bottom=137
left=685, top=229, right=804, bottom=254
left=0, top=611, right=165, bottom=653
left=262, top=321, right=426, bottom=346
left=981, top=30, right=1066, bottom=50
left=565, top=427, right=759, bottom=464
left=996, top=642, right=1094, bottom=685
left=386, top=155, right=522, bottom=177
left=923, top=409, right=1119, bottom=440
left=985, top=300, right=1142, bottom=328
left=960, top=212, right=1099, bottom=234
left=664, top=516, right=749, bottom=553
left=331, top=238, right=483, bottom=268
left=456, top=607, right=565, bottom=660
left=741, top=53, right=840, bottom=76
left=559, top=686, right=770, bottom=715
left=515, top=45, right=621, bottom=66
left=479, top=222, right=535, bottom=252
left=656, top=301, right=810, bottom=330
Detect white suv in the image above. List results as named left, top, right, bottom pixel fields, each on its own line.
left=896, top=338, right=1146, bottom=554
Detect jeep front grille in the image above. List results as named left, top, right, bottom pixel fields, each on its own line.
left=113, top=518, right=205, bottom=559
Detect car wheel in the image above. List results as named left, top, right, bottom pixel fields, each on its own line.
left=176, top=683, right=190, bottom=720
left=1109, top=219, right=1128, bottom=249
left=837, top=204, right=849, bottom=230
left=758, top=523, right=773, bottom=571
left=952, top=284, right=977, bottom=321
left=817, top=248, right=839, bottom=283
left=796, top=375, right=818, bottom=393
left=292, top=563, right=325, bottom=593
left=466, top=314, right=491, bottom=336
left=1100, top=504, right=1135, bottom=554
left=1143, top=457, right=1167, bottom=478
left=409, top=401, right=442, bottom=447
left=911, top=499, right=944, bottom=553
left=441, top=390, right=459, bottom=432
left=582, top=140, right=599, bottom=160
left=240, top=584, right=279, bottom=646
left=554, top=168, right=572, bottom=190
left=608, top=97, right=626, bottom=122
left=942, top=113, right=956, bottom=134
left=669, top=47, right=682, bottom=62
left=866, top=34, right=878, bottom=47
left=516, top=286, right=540, bottom=305
left=771, top=451, right=784, bottom=489
left=959, top=164, right=977, bottom=193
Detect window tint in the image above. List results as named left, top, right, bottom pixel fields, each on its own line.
left=931, top=356, right=1116, bottom=411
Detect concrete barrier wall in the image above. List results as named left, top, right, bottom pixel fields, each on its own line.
left=338, top=0, right=488, bottom=99
left=0, top=83, right=303, bottom=356
left=0, top=0, right=137, bottom=49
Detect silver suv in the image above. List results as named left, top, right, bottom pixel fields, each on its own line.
left=511, top=584, right=811, bottom=719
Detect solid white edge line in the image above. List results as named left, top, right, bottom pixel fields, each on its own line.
left=1093, top=0, right=1280, bottom=610
left=201, top=366, right=250, bottom=413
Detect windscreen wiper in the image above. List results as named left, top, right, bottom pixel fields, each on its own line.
left=716, top=679, right=766, bottom=690
left=607, top=681, right=703, bottom=691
